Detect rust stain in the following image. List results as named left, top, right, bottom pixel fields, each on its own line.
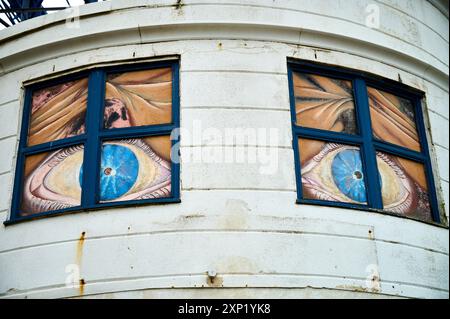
left=337, top=278, right=381, bottom=294
left=206, top=272, right=224, bottom=287
left=76, top=231, right=85, bottom=266
left=79, top=279, right=85, bottom=295
left=76, top=232, right=86, bottom=295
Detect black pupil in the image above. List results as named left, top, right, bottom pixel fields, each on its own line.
left=354, top=171, right=362, bottom=179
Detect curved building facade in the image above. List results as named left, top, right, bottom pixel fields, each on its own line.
left=0, top=0, right=448, bottom=298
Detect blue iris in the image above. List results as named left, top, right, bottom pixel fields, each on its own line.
left=331, top=149, right=366, bottom=203
left=79, top=144, right=139, bottom=201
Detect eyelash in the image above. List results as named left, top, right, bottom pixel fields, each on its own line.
left=310, top=143, right=344, bottom=163
left=23, top=145, right=84, bottom=214
left=376, top=152, right=407, bottom=180
left=46, top=145, right=84, bottom=168
left=121, top=139, right=170, bottom=170
left=376, top=152, right=417, bottom=214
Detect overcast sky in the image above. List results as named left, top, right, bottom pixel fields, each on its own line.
left=1, top=0, right=107, bottom=30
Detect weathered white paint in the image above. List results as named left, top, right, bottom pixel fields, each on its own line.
left=0, top=0, right=448, bottom=299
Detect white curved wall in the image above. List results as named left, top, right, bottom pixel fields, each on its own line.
left=0, top=0, right=448, bottom=299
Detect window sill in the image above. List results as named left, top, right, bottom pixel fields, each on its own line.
left=3, top=198, right=182, bottom=226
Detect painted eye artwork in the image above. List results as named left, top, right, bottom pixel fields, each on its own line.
left=78, top=138, right=171, bottom=203
left=293, top=72, right=357, bottom=134
left=368, top=87, right=420, bottom=152
left=299, top=139, right=432, bottom=221
left=20, top=137, right=172, bottom=216
left=20, top=146, right=84, bottom=216
left=376, top=152, right=431, bottom=221
left=28, top=78, right=88, bottom=146
left=19, top=68, right=173, bottom=217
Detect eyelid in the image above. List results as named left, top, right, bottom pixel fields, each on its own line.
left=375, top=152, right=423, bottom=215
left=302, top=143, right=336, bottom=174
left=302, top=143, right=366, bottom=204
left=22, top=145, right=84, bottom=215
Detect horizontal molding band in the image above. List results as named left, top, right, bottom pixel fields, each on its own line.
left=0, top=272, right=447, bottom=299
left=0, top=36, right=448, bottom=95
left=1, top=228, right=447, bottom=257
left=1, top=1, right=447, bottom=72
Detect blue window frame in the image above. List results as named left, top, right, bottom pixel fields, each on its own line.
left=6, top=60, right=180, bottom=224
left=288, top=59, right=441, bottom=224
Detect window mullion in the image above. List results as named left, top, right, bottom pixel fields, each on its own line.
left=81, top=70, right=105, bottom=207
left=21, top=135, right=87, bottom=155
left=354, top=79, right=383, bottom=209
left=98, top=124, right=175, bottom=139
left=373, top=140, right=425, bottom=162
left=293, top=126, right=363, bottom=145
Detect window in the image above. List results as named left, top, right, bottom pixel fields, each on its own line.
left=8, top=60, right=180, bottom=223
left=288, top=60, right=441, bottom=224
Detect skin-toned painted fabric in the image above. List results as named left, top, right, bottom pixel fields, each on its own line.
left=29, top=79, right=88, bottom=147
left=293, top=72, right=357, bottom=135
left=104, top=68, right=172, bottom=162
left=368, top=87, right=420, bottom=152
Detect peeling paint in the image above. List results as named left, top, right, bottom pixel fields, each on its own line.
left=336, top=284, right=371, bottom=293
left=173, top=0, right=183, bottom=15
left=174, top=0, right=183, bottom=10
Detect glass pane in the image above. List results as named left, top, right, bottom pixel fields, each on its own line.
left=368, top=87, right=420, bottom=152
left=376, top=152, right=432, bottom=221
left=293, top=72, right=357, bottom=134
left=98, top=136, right=171, bottom=203
left=298, top=138, right=367, bottom=204
left=20, top=145, right=84, bottom=217
left=104, top=67, right=172, bottom=129
left=28, top=78, right=88, bottom=146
